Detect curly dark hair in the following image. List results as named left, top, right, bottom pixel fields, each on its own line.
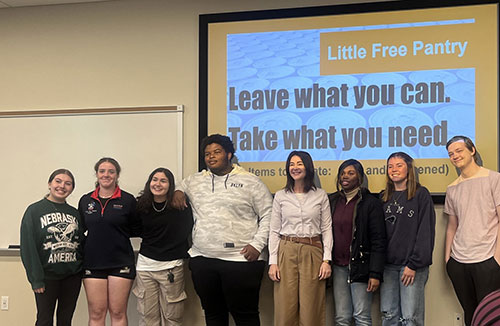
left=200, top=134, right=235, bottom=158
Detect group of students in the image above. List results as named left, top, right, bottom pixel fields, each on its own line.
left=20, top=158, right=193, bottom=326
left=19, top=134, right=500, bottom=326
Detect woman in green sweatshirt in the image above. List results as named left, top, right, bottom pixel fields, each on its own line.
left=20, top=169, right=84, bottom=326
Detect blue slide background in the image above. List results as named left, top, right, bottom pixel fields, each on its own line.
left=226, top=21, right=475, bottom=163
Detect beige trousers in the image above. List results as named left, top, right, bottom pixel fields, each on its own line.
left=133, top=265, right=187, bottom=326
left=274, top=239, right=326, bottom=326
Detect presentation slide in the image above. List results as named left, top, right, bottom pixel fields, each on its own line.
left=204, top=2, right=499, bottom=193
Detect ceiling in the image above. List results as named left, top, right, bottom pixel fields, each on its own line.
left=0, top=0, right=116, bottom=9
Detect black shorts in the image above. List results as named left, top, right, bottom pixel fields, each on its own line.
left=83, top=265, right=136, bottom=280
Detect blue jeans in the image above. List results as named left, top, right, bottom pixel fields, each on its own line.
left=380, top=265, right=429, bottom=326
left=333, top=265, right=373, bottom=326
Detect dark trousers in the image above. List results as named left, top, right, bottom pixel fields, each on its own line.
left=34, top=272, right=82, bottom=326
left=446, top=257, right=500, bottom=326
left=189, top=256, right=265, bottom=326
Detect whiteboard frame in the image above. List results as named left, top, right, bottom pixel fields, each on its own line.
left=0, top=105, right=184, bottom=251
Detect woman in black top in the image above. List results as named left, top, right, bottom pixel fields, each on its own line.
left=78, top=157, right=139, bottom=326
left=133, top=167, right=193, bottom=326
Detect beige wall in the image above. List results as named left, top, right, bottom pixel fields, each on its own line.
left=0, top=0, right=463, bottom=325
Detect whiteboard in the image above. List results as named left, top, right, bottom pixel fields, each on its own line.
left=0, top=106, right=183, bottom=248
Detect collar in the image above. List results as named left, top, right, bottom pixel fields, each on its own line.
left=203, top=164, right=243, bottom=177
left=343, top=187, right=360, bottom=203
left=91, top=186, right=122, bottom=200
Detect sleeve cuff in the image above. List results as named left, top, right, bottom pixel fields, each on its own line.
left=31, top=281, right=44, bottom=290
left=407, top=262, right=420, bottom=271
left=369, top=272, right=382, bottom=280
left=249, top=241, right=265, bottom=254
left=323, top=251, right=332, bottom=261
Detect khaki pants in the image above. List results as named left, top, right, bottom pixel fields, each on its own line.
left=133, top=265, right=187, bottom=326
left=274, top=239, right=326, bottom=326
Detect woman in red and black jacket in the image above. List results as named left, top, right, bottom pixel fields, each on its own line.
left=78, top=157, right=140, bottom=326
left=329, top=159, right=386, bottom=326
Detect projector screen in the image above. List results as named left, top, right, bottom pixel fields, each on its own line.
left=199, top=0, right=499, bottom=194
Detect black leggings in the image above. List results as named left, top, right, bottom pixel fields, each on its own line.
left=34, top=272, right=82, bottom=326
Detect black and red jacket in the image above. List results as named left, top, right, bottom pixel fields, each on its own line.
left=78, top=186, right=140, bottom=269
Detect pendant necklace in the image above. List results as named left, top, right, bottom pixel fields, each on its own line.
left=392, top=191, right=404, bottom=205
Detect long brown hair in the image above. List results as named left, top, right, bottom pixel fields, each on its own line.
left=382, top=152, right=420, bottom=202
left=136, top=167, right=175, bottom=214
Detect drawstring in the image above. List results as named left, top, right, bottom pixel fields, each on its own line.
left=211, top=173, right=230, bottom=192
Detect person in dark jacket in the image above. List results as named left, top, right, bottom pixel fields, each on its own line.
left=380, top=152, right=435, bottom=326
left=329, top=159, right=386, bottom=326
left=78, top=157, right=140, bottom=326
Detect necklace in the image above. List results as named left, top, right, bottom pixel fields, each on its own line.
left=392, top=191, right=404, bottom=205
left=152, top=201, right=167, bottom=213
